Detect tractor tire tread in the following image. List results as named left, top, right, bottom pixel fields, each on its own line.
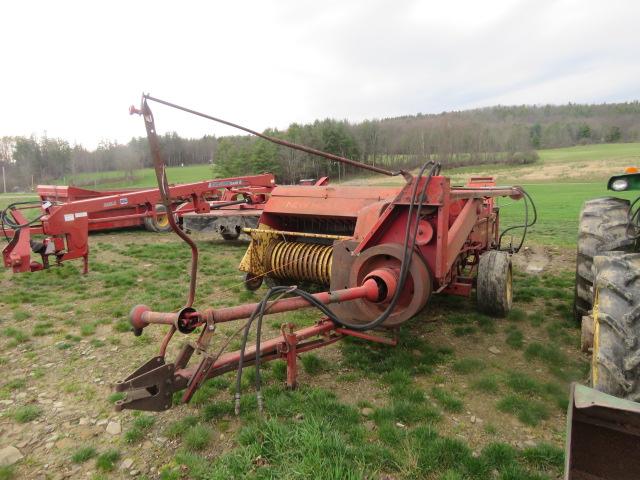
left=591, top=252, right=640, bottom=399
left=573, top=197, right=634, bottom=323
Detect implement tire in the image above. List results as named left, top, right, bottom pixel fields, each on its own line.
left=144, top=204, right=174, bottom=233
left=591, top=252, right=640, bottom=400
left=477, top=250, right=512, bottom=317
left=574, top=197, right=635, bottom=324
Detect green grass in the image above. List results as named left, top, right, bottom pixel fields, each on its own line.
left=506, top=326, right=525, bottom=349
left=300, top=353, right=327, bottom=375
left=54, top=164, right=217, bottom=189
left=183, top=424, right=213, bottom=451
left=521, top=443, right=564, bottom=470
left=472, top=375, right=500, bottom=394
left=431, top=387, right=464, bottom=413
left=496, top=182, right=638, bottom=246
left=497, top=395, right=550, bottom=426
left=96, top=449, right=120, bottom=471
left=452, top=357, right=484, bottom=374
left=0, top=466, right=15, bottom=480
left=71, top=446, right=97, bottom=463
left=124, top=414, right=156, bottom=443
left=11, top=405, right=42, bottom=423
left=165, top=416, right=200, bottom=438
left=537, top=142, right=640, bottom=164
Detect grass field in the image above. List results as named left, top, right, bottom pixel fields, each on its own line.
left=56, top=164, right=217, bottom=190
left=1, top=231, right=575, bottom=479
left=496, top=183, right=636, bottom=246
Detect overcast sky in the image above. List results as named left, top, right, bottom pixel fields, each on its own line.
left=2, top=0, right=639, bottom=148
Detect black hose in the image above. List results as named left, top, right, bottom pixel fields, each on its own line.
left=1, top=201, right=46, bottom=243
left=498, top=187, right=537, bottom=253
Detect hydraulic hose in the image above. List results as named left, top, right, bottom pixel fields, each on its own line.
left=498, top=186, right=537, bottom=253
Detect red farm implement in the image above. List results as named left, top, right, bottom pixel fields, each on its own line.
left=114, top=95, right=536, bottom=413
left=1, top=174, right=275, bottom=273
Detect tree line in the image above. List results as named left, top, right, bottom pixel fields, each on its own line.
left=1, top=101, right=639, bottom=191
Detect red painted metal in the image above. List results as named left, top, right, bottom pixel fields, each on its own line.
left=2, top=173, right=276, bottom=273
left=130, top=277, right=385, bottom=334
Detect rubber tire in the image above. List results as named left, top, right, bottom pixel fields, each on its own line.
left=591, top=252, right=640, bottom=400
left=477, top=250, right=512, bottom=317
left=221, top=227, right=240, bottom=241
left=153, top=205, right=173, bottom=233
left=574, top=197, right=635, bottom=324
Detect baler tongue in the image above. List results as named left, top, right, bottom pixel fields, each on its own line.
left=113, top=356, right=179, bottom=412
left=565, top=383, right=640, bottom=479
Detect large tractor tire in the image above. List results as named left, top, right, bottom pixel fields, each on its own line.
left=574, top=197, right=635, bottom=323
left=144, top=204, right=174, bottom=233
left=591, top=252, right=640, bottom=400
left=477, top=250, right=512, bottom=317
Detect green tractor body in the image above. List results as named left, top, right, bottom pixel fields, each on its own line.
left=606, top=171, right=640, bottom=192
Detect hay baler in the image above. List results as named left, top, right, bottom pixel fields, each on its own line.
left=115, top=95, right=532, bottom=413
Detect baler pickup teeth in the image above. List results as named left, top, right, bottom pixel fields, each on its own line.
left=113, top=356, right=178, bottom=412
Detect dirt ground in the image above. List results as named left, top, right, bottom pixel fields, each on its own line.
left=0, top=232, right=580, bottom=479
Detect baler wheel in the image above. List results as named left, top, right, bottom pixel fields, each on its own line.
left=244, top=272, right=263, bottom=291
left=574, top=197, right=635, bottom=324
left=347, top=244, right=431, bottom=328
left=590, top=252, right=640, bottom=400
left=476, top=250, right=512, bottom=317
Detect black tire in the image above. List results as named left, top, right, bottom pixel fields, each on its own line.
left=244, top=272, right=263, bottom=291
left=591, top=252, right=640, bottom=400
left=574, top=197, right=635, bottom=323
left=477, top=250, right=512, bottom=317
left=221, top=226, right=240, bottom=241
left=143, top=215, right=157, bottom=232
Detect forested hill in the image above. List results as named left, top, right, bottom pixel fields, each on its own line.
left=2, top=102, right=639, bottom=189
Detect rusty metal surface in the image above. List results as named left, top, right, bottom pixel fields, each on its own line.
left=565, top=383, right=640, bottom=479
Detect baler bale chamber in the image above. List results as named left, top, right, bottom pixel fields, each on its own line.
left=115, top=95, right=533, bottom=413
left=238, top=176, right=522, bottom=328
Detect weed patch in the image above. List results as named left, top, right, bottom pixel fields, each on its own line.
left=497, top=395, right=549, bottom=426
left=431, top=387, right=464, bottom=413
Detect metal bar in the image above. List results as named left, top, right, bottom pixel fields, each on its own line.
left=142, top=98, right=199, bottom=308
left=334, top=327, right=397, bottom=345
left=242, top=228, right=350, bottom=240
left=446, top=199, right=480, bottom=273
left=198, top=278, right=381, bottom=324
left=175, top=320, right=337, bottom=380
left=450, top=186, right=523, bottom=200
left=143, top=94, right=399, bottom=178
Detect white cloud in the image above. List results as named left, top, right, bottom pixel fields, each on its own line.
left=1, top=0, right=638, bottom=148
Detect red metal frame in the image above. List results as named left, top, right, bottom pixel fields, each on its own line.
left=2, top=174, right=276, bottom=273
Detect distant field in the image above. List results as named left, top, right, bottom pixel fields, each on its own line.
left=496, top=183, right=636, bottom=246
left=445, top=142, right=640, bottom=184
left=58, top=163, right=217, bottom=189
left=47, top=142, right=640, bottom=190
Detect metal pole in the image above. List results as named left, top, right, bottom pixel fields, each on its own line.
left=2, top=165, right=5, bottom=194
